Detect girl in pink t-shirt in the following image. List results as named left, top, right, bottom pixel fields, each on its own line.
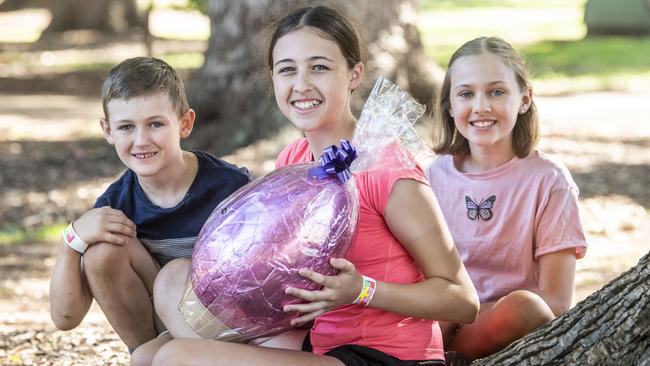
left=426, top=37, right=587, bottom=362
left=150, top=5, right=479, bottom=366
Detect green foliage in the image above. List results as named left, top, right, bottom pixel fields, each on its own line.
left=187, top=0, right=207, bottom=13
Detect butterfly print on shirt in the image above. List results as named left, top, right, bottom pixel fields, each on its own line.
left=465, top=195, right=496, bottom=221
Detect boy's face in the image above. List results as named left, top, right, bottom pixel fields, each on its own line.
left=101, top=92, right=195, bottom=179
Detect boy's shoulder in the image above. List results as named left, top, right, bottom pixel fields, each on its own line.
left=94, top=169, right=136, bottom=209
left=189, top=150, right=251, bottom=197
left=192, top=150, right=250, bottom=180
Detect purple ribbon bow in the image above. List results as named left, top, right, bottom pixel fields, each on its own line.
left=308, top=140, right=357, bottom=183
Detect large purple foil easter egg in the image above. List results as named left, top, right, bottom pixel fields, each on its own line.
left=180, top=163, right=359, bottom=342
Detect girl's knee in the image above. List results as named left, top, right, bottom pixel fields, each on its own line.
left=151, top=340, right=189, bottom=366
left=498, top=290, right=555, bottom=330
left=153, top=258, right=190, bottom=314
left=131, top=334, right=171, bottom=366
left=154, top=259, right=190, bottom=295
left=130, top=346, right=153, bottom=366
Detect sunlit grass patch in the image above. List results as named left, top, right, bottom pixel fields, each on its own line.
left=148, top=8, right=209, bottom=41
left=0, top=224, right=65, bottom=246
left=533, top=71, right=650, bottom=95
left=523, top=37, right=650, bottom=79
left=524, top=37, right=650, bottom=93
left=419, top=5, right=587, bottom=67
left=0, top=48, right=203, bottom=77
left=0, top=8, right=50, bottom=43
left=160, top=52, right=204, bottom=70
left=418, top=0, right=585, bottom=11
left=418, top=2, right=650, bottom=93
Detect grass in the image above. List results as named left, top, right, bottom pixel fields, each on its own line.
left=418, top=0, right=584, bottom=11
left=0, top=8, right=50, bottom=43
left=160, top=52, right=204, bottom=70
left=418, top=1, right=587, bottom=67
left=0, top=49, right=203, bottom=75
left=523, top=36, right=650, bottom=94
left=0, top=224, right=66, bottom=246
left=523, top=37, right=650, bottom=78
left=417, top=0, right=650, bottom=93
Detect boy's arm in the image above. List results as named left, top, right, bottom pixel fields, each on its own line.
left=49, top=207, right=137, bottom=330
left=49, top=236, right=93, bottom=330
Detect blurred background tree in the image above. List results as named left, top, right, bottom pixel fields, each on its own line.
left=43, top=0, right=145, bottom=35
left=185, top=0, right=439, bottom=155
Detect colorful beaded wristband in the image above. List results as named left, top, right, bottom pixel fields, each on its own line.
left=62, top=222, right=89, bottom=254
left=353, top=275, right=377, bottom=307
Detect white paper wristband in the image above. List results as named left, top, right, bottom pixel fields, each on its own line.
left=62, top=222, right=89, bottom=254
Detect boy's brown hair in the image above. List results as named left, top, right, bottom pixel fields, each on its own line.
left=101, top=57, right=189, bottom=120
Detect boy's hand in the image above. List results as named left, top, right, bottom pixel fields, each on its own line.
left=73, top=207, right=137, bottom=246
left=283, top=258, right=362, bottom=325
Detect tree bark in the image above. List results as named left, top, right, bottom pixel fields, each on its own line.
left=473, top=251, right=650, bottom=365
left=186, top=0, right=439, bottom=156
left=43, top=0, right=143, bottom=34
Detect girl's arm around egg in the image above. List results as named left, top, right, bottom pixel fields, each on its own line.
left=285, top=179, right=479, bottom=325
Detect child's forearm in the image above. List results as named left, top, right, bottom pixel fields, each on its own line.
left=537, top=249, right=577, bottom=316
left=49, top=238, right=93, bottom=330
left=536, top=289, right=571, bottom=316
left=369, top=276, right=479, bottom=324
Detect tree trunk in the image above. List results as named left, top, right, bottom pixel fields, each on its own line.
left=43, top=0, right=143, bottom=34
left=473, top=251, right=650, bottom=365
left=186, top=0, right=439, bottom=156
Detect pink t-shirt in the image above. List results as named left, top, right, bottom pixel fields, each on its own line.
left=276, top=138, right=445, bottom=362
left=426, top=151, right=587, bottom=303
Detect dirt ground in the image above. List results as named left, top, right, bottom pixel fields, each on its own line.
left=1, top=42, right=649, bottom=365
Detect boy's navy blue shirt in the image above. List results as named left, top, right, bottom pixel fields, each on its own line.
left=94, top=150, right=250, bottom=266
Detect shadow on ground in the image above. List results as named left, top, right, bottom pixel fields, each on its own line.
left=574, top=162, right=650, bottom=209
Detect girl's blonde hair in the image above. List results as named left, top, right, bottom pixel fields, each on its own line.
left=433, top=37, right=539, bottom=158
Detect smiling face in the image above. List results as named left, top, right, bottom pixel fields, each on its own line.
left=101, top=92, right=194, bottom=179
left=448, top=52, right=531, bottom=156
left=271, top=27, right=363, bottom=136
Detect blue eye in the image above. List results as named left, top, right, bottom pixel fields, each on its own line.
left=277, top=66, right=295, bottom=74
left=459, top=91, right=473, bottom=98
left=491, top=89, right=505, bottom=97
left=117, top=124, right=133, bottom=131
left=150, top=121, right=163, bottom=128
left=313, top=64, right=329, bottom=71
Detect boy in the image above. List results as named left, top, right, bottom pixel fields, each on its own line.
left=49, top=57, right=250, bottom=353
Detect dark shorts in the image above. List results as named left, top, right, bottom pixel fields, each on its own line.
left=302, top=332, right=445, bottom=366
